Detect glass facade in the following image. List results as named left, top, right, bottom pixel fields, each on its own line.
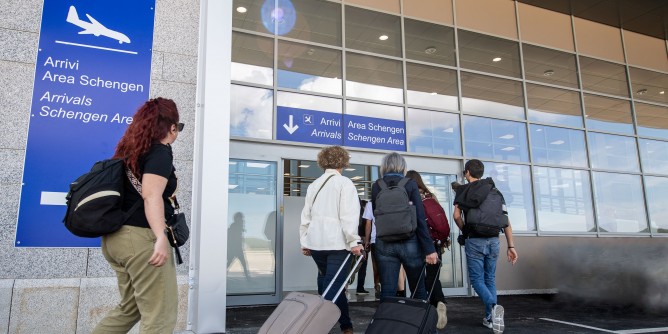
left=230, top=0, right=668, bottom=236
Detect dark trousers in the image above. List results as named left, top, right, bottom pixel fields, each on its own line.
left=356, top=252, right=368, bottom=291
left=311, top=250, right=353, bottom=330
left=424, top=248, right=446, bottom=307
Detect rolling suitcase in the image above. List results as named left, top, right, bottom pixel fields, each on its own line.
left=259, top=253, right=365, bottom=334
left=365, top=262, right=441, bottom=334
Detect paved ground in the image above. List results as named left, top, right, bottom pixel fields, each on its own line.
left=225, top=294, right=668, bottom=333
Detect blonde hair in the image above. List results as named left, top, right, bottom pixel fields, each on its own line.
left=317, top=146, right=350, bottom=170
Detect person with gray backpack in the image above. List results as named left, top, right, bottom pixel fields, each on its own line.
left=371, top=152, right=438, bottom=302
left=453, top=159, right=518, bottom=334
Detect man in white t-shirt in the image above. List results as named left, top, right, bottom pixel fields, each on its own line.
left=362, top=201, right=381, bottom=299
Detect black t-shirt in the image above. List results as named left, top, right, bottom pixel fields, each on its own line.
left=123, top=144, right=178, bottom=228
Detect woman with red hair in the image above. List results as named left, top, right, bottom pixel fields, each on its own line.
left=93, top=97, right=183, bottom=334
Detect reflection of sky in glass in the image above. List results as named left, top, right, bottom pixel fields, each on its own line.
left=481, top=162, right=535, bottom=231
left=346, top=81, right=403, bottom=104
left=230, top=85, right=273, bottom=139
left=586, top=118, right=633, bottom=135
left=277, top=70, right=342, bottom=95
left=588, top=132, right=639, bottom=172
left=407, top=109, right=460, bottom=156
left=528, top=108, right=582, bottom=128
left=277, top=91, right=341, bottom=114
left=644, top=176, right=668, bottom=233
left=346, top=100, right=403, bottom=120
left=463, top=116, right=529, bottom=162
left=462, top=97, right=524, bottom=120
left=592, top=172, right=647, bottom=233
left=407, top=90, right=458, bottom=111
left=530, top=125, right=587, bottom=167
left=533, top=167, right=594, bottom=232
left=231, top=62, right=273, bottom=86
left=637, top=125, right=668, bottom=140
left=639, top=139, right=668, bottom=175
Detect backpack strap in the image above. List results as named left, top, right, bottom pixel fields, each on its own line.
left=312, top=174, right=335, bottom=206
left=377, top=179, right=389, bottom=190
left=123, top=168, right=144, bottom=223
left=398, top=177, right=410, bottom=188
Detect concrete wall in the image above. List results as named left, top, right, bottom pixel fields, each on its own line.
left=0, top=0, right=199, bottom=332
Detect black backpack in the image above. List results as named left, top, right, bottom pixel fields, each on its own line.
left=465, top=188, right=509, bottom=237
left=63, top=159, right=141, bottom=237
left=373, top=178, right=417, bottom=242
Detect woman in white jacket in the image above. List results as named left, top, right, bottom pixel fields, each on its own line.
left=300, top=146, right=364, bottom=334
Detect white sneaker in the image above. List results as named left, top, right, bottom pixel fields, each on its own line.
left=492, top=304, right=505, bottom=333
left=482, top=317, right=492, bottom=329
left=436, top=301, right=447, bottom=329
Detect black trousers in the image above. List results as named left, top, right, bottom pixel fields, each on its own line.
left=424, top=248, right=446, bottom=306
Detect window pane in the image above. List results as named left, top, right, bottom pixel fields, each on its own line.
left=407, top=109, right=461, bottom=156
left=592, top=172, right=648, bottom=233
left=584, top=94, right=633, bottom=134
left=645, top=176, right=668, bottom=233
left=227, top=159, right=277, bottom=294
left=463, top=116, right=529, bottom=162
left=345, top=6, right=401, bottom=57
left=522, top=44, right=578, bottom=89
left=230, top=85, right=273, bottom=139
left=533, top=167, right=595, bottom=232
left=639, top=139, right=668, bottom=175
left=636, top=103, right=668, bottom=140
left=232, top=0, right=266, bottom=33
left=579, top=56, right=629, bottom=97
left=629, top=67, right=668, bottom=105
left=406, top=63, right=458, bottom=111
left=346, top=100, right=403, bottom=120
left=277, top=91, right=342, bottom=113
left=404, top=18, right=455, bottom=67
left=483, top=162, right=535, bottom=232
left=588, top=132, right=639, bottom=172
left=277, top=40, right=342, bottom=95
left=461, top=72, right=524, bottom=120
left=530, top=125, right=587, bottom=168
left=526, top=84, right=582, bottom=127
left=458, top=30, right=521, bottom=78
left=232, top=32, right=274, bottom=85
left=283, top=0, right=341, bottom=46
left=346, top=52, right=403, bottom=103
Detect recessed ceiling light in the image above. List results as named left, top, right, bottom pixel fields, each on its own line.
left=298, top=164, right=310, bottom=168
left=543, top=70, right=555, bottom=76
left=499, top=134, right=514, bottom=139
left=379, top=35, right=389, bottom=41
left=636, top=89, right=648, bottom=95
left=236, top=6, right=247, bottom=13
left=424, top=46, right=437, bottom=54
left=492, top=57, right=502, bottom=62
left=550, top=140, right=565, bottom=145
left=345, top=168, right=356, bottom=171
left=660, top=91, right=665, bottom=95
left=430, top=92, right=438, bottom=95
left=501, top=147, right=515, bottom=151
left=306, top=49, right=315, bottom=56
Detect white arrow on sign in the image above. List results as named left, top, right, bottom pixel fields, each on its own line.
left=283, top=115, right=299, bottom=134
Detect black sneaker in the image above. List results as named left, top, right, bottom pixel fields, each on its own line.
left=356, top=289, right=369, bottom=295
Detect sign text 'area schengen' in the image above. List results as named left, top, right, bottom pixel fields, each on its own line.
left=276, top=106, right=406, bottom=151
left=15, top=0, right=156, bottom=247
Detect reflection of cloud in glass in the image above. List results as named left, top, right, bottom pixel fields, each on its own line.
left=593, top=172, right=647, bottom=233
left=232, top=63, right=273, bottom=86
left=346, top=100, right=403, bottom=120
left=277, top=91, right=341, bottom=114
left=528, top=108, right=583, bottom=128
left=231, top=85, right=273, bottom=139
left=346, top=81, right=403, bottom=104
left=407, top=90, right=458, bottom=111
left=462, top=97, right=524, bottom=120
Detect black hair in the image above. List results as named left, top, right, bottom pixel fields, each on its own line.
left=464, top=159, right=484, bottom=179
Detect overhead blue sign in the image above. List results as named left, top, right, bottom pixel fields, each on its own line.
left=276, top=106, right=406, bottom=151
left=344, top=114, right=406, bottom=151
left=277, top=106, right=342, bottom=145
left=15, top=0, right=156, bottom=247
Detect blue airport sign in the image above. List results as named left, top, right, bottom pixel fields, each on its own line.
left=15, top=0, right=156, bottom=247
left=276, top=106, right=407, bottom=151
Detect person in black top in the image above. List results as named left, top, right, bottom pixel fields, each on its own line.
left=93, top=97, right=182, bottom=334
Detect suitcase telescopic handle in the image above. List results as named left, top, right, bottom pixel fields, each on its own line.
left=322, top=251, right=366, bottom=302
left=410, top=260, right=442, bottom=300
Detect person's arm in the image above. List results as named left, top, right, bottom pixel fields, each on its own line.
left=453, top=204, right=464, bottom=231
left=340, top=180, right=363, bottom=256
left=503, top=220, right=518, bottom=265
left=142, top=173, right=171, bottom=267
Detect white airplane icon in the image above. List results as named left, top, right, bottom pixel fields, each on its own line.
left=66, top=6, right=131, bottom=44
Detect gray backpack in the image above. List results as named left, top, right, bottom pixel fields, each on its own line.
left=465, top=188, right=509, bottom=237
left=373, top=178, right=417, bottom=241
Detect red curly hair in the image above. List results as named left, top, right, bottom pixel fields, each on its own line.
left=113, top=97, right=179, bottom=177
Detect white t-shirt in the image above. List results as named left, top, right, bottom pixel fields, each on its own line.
left=362, top=201, right=376, bottom=244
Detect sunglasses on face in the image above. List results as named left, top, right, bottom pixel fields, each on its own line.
left=177, top=122, right=185, bottom=132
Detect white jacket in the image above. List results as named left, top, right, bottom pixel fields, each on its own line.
left=300, top=169, right=361, bottom=251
